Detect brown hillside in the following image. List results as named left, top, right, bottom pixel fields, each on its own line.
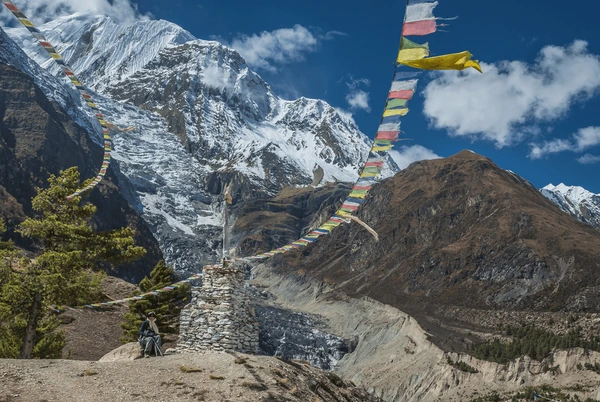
left=269, top=150, right=600, bottom=315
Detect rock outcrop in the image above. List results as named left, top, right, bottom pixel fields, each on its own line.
left=231, top=182, right=352, bottom=256
left=98, top=342, right=142, bottom=362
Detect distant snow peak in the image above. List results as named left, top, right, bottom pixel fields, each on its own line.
left=541, top=183, right=600, bottom=230
left=543, top=183, right=597, bottom=204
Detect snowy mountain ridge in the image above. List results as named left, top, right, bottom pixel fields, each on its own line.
left=4, top=13, right=397, bottom=274
left=541, top=183, right=600, bottom=230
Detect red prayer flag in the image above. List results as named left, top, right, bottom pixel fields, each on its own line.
left=402, top=19, right=437, bottom=36
left=389, top=90, right=414, bottom=100
left=375, top=131, right=400, bottom=140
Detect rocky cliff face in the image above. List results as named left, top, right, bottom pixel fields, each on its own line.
left=0, top=31, right=162, bottom=282
left=269, top=150, right=600, bottom=315
left=231, top=182, right=352, bottom=256
left=541, top=183, right=600, bottom=231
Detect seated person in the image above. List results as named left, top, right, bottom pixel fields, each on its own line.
left=139, top=311, right=161, bottom=357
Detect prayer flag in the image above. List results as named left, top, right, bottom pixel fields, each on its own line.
left=403, top=19, right=437, bottom=36
left=399, top=51, right=482, bottom=73
left=391, top=79, right=419, bottom=92
left=383, top=108, right=409, bottom=117
left=405, top=1, right=438, bottom=23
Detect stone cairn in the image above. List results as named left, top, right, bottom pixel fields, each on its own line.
left=176, top=264, right=259, bottom=354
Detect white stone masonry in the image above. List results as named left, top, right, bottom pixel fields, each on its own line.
left=176, top=264, right=259, bottom=353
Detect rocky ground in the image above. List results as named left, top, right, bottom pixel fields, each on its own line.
left=251, top=264, right=600, bottom=402
left=0, top=352, right=382, bottom=402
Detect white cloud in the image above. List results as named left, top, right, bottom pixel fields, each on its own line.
left=529, top=139, right=574, bottom=159
left=529, top=126, right=600, bottom=159
left=345, top=78, right=371, bottom=112
left=388, top=145, right=441, bottom=170
left=202, top=64, right=233, bottom=91
left=574, top=126, right=600, bottom=150
left=423, top=41, right=600, bottom=148
left=0, top=0, right=151, bottom=26
left=577, top=154, right=600, bottom=165
left=346, top=90, right=370, bottom=112
left=324, top=30, right=347, bottom=40
left=228, top=25, right=318, bottom=72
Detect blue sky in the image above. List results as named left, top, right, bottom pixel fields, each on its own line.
left=2, top=0, right=599, bottom=193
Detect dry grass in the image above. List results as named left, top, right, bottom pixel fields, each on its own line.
left=179, top=365, right=203, bottom=373
left=233, top=356, right=248, bottom=364
left=241, top=381, right=268, bottom=391
left=276, top=378, right=290, bottom=389
left=83, top=370, right=98, bottom=376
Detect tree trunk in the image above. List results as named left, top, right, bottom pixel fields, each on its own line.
left=19, top=291, right=42, bottom=359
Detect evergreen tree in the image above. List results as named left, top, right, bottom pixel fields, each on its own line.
left=0, top=167, right=146, bottom=359
left=121, top=260, right=191, bottom=343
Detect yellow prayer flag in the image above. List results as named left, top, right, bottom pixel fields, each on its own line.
left=360, top=171, right=379, bottom=178
left=372, top=145, right=394, bottom=152
left=349, top=192, right=367, bottom=199
left=18, top=18, right=34, bottom=27
left=399, top=51, right=482, bottom=73
left=397, top=48, right=429, bottom=63
left=382, top=108, right=409, bottom=117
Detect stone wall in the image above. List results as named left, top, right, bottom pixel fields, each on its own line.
left=177, top=264, right=259, bottom=353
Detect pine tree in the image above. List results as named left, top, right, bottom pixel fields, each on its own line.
left=120, top=260, right=191, bottom=343
left=0, top=167, right=146, bottom=359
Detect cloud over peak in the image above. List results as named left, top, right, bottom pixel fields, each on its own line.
left=228, top=25, right=318, bottom=72
left=389, top=145, right=441, bottom=170
left=0, top=0, right=151, bottom=26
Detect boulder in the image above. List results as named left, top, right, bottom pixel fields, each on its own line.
left=99, top=342, right=142, bottom=362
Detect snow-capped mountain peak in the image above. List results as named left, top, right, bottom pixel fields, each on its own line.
left=543, top=183, right=597, bottom=204
left=3, top=13, right=398, bottom=273
left=541, top=183, right=600, bottom=230
left=6, top=12, right=196, bottom=92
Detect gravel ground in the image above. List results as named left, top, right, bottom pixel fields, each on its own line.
left=0, top=352, right=382, bottom=402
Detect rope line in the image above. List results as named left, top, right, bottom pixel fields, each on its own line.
left=2, top=0, right=436, bottom=312
left=2, top=0, right=113, bottom=200
left=48, top=273, right=203, bottom=313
